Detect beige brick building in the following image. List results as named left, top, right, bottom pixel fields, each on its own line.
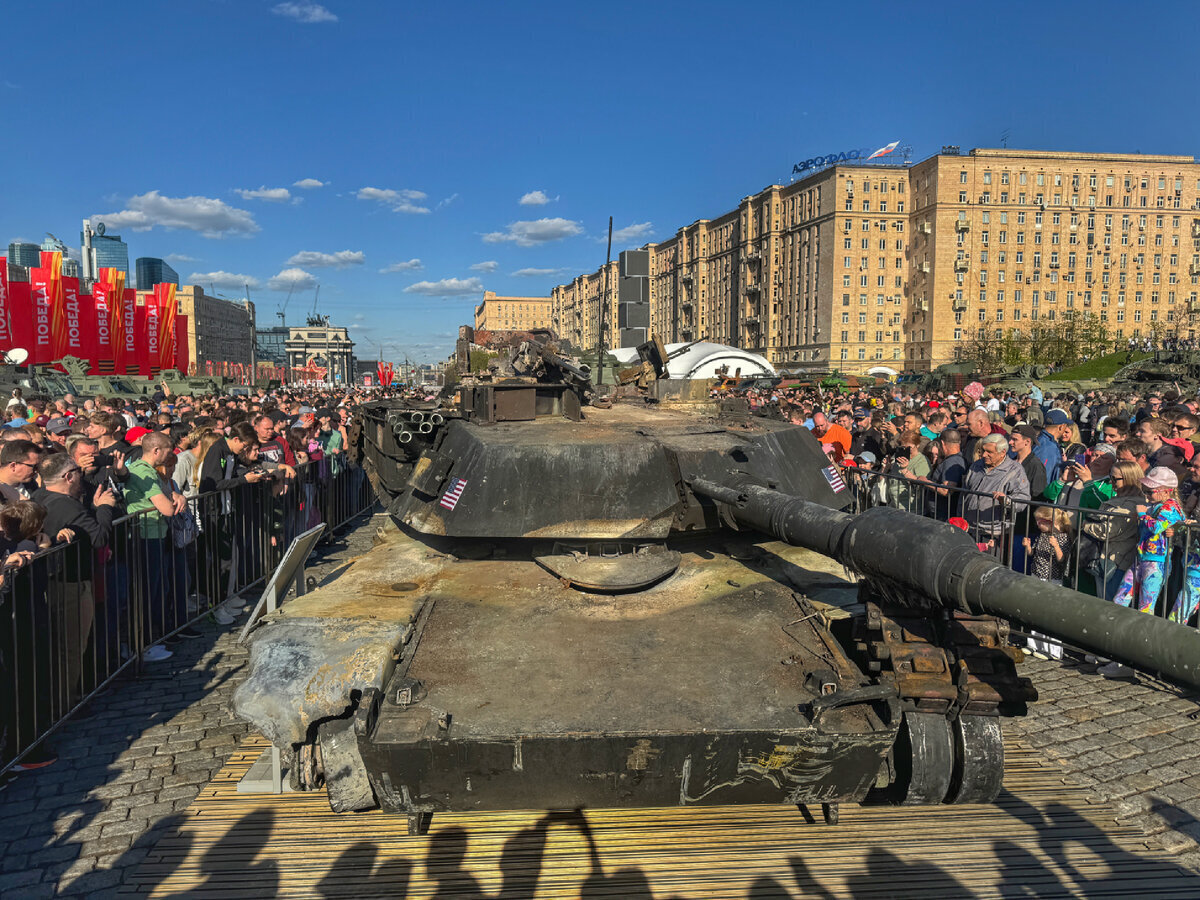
left=552, top=148, right=1200, bottom=372
left=473, top=291, right=554, bottom=332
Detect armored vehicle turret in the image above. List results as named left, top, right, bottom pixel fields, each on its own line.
left=1110, top=349, right=1200, bottom=394
left=57, top=356, right=149, bottom=400
left=233, top=336, right=1200, bottom=831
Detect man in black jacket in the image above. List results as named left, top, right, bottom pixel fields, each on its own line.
left=198, top=421, right=264, bottom=495
left=197, top=422, right=264, bottom=622
left=33, top=453, right=118, bottom=700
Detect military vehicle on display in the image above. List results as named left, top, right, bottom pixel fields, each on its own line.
left=158, top=368, right=227, bottom=397
left=0, top=349, right=79, bottom=402
left=1109, top=349, right=1200, bottom=394
left=57, top=356, right=150, bottom=400
left=233, top=335, right=1200, bottom=832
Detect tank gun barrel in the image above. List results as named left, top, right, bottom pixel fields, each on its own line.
left=525, top=338, right=591, bottom=383
left=690, top=477, right=1200, bottom=690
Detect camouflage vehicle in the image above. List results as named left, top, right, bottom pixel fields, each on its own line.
left=1109, top=349, right=1200, bottom=394
left=0, top=364, right=79, bottom=403
left=158, top=369, right=228, bottom=397
left=233, top=336, right=1200, bottom=832
left=57, top=357, right=150, bottom=401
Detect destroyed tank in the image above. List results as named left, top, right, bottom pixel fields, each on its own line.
left=233, top=336, right=1200, bottom=832
left=1109, top=349, right=1200, bottom=394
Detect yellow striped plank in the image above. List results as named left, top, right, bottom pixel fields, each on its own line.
left=119, top=734, right=1194, bottom=898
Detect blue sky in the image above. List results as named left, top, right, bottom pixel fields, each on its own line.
left=3, top=0, right=1197, bottom=363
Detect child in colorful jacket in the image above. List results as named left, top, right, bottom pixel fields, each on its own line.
left=1112, top=467, right=1184, bottom=615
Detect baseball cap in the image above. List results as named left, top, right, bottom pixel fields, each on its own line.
left=1045, top=409, right=1072, bottom=425
left=125, top=426, right=152, bottom=443
left=857, top=451, right=878, bottom=464
left=1142, top=467, right=1179, bottom=490
left=45, top=417, right=71, bottom=435
left=1012, top=424, right=1041, bottom=442
left=1161, top=437, right=1195, bottom=461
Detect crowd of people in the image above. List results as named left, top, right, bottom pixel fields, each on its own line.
left=733, top=376, right=1200, bottom=678
left=1, top=379, right=394, bottom=773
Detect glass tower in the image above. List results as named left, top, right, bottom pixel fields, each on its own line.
left=7, top=242, right=41, bottom=267
left=136, top=257, right=179, bottom=290
left=88, top=233, right=129, bottom=275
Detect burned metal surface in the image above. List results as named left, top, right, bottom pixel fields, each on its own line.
left=235, top=336, right=1200, bottom=823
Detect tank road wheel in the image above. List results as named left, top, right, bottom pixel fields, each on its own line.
left=895, top=712, right=954, bottom=805
left=946, top=715, right=1005, bottom=805
left=821, top=802, right=840, bottom=825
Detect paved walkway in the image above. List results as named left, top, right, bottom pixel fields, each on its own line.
left=0, top=510, right=388, bottom=898
left=1011, top=654, right=1200, bottom=871
left=2, top=525, right=1199, bottom=894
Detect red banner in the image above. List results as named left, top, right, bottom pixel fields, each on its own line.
left=7, top=281, right=32, bottom=355
left=120, top=287, right=136, bottom=375
left=40, top=251, right=68, bottom=361
left=76, top=291, right=97, bottom=371
left=0, top=256, right=10, bottom=351
left=153, top=283, right=176, bottom=373
left=135, top=297, right=152, bottom=377
left=61, top=277, right=86, bottom=361
left=175, top=314, right=189, bottom=372
left=92, top=281, right=114, bottom=373
left=29, top=267, right=54, bottom=364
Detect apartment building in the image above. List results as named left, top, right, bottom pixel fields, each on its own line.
left=473, top=291, right=554, bottom=332
left=552, top=148, right=1200, bottom=371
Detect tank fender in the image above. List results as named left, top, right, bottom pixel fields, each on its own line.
left=232, top=617, right=409, bottom=750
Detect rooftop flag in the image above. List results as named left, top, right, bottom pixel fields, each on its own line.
left=868, top=141, right=900, bottom=160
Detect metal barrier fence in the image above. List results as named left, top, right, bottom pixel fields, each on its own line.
left=843, top=466, right=1200, bottom=627
left=0, top=459, right=376, bottom=774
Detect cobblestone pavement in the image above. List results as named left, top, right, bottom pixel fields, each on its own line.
left=1011, top=652, right=1200, bottom=873
left=4, top=525, right=1200, bottom=895
left=0, top=509, right=387, bottom=898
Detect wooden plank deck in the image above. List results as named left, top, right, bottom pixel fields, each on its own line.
left=123, top=734, right=1195, bottom=898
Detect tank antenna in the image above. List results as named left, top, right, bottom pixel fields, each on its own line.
left=598, top=215, right=612, bottom=386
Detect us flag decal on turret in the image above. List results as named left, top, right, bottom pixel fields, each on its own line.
left=440, top=477, right=468, bottom=510
left=822, top=466, right=846, bottom=493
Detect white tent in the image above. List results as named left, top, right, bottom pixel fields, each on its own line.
left=866, top=366, right=900, bottom=377
left=608, top=342, right=776, bottom=380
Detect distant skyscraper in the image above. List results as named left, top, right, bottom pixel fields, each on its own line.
left=136, top=257, right=179, bottom=290
left=89, top=233, right=129, bottom=275
left=7, top=241, right=40, bottom=267
left=39, top=234, right=80, bottom=276
left=41, top=234, right=68, bottom=254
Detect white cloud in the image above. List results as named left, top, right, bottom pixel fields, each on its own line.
left=609, top=221, right=654, bottom=245
left=235, top=186, right=291, bottom=202
left=403, top=277, right=483, bottom=298
left=267, top=267, right=318, bottom=291
left=285, top=249, right=364, bottom=268
left=165, top=253, right=197, bottom=263
left=357, top=186, right=430, bottom=214
left=512, top=267, right=569, bottom=277
left=189, top=271, right=262, bottom=290
left=272, top=2, right=337, bottom=24
left=436, top=193, right=460, bottom=209
left=93, top=191, right=259, bottom=238
left=519, top=190, right=558, bottom=206
left=379, top=258, right=423, bottom=274
left=482, top=217, right=583, bottom=247
left=293, top=178, right=325, bottom=189
left=469, top=260, right=499, bottom=273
